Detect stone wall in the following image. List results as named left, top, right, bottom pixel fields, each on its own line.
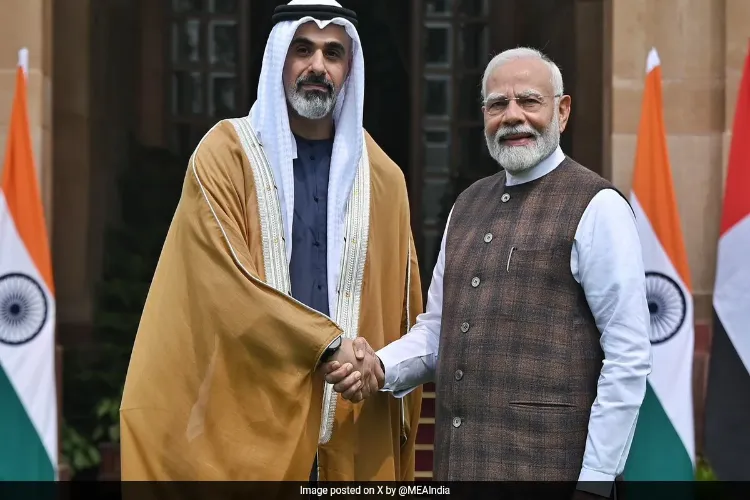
left=51, top=0, right=94, bottom=330
left=611, top=0, right=727, bottom=321
left=0, top=0, right=98, bottom=333
left=610, top=0, right=750, bottom=455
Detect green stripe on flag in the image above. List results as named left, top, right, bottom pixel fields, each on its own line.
left=0, top=364, right=55, bottom=481
left=624, top=382, right=694, bottom=480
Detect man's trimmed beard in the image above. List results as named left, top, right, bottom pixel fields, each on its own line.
left=286, top=73, right=339, bottom=120
left=485, top=109, right=561, bottom=174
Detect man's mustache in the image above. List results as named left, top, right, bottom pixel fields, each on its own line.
left=494, top=126, right=540, bottom=143
left=296, top=74, right=334, bottom=95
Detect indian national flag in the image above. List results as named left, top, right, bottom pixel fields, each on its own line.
left=623, top=47, right=695, bottom=480
left=704, top=40, right=750, bottom=480
left=0, top=48, right=58, bottom=480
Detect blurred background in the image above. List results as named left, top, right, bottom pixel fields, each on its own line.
left=0, top=0, right=747, bottom=481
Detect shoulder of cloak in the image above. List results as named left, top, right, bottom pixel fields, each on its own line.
left=363, top=128, right=408, bottom=194
left=188, top=119, right=256, bottom=196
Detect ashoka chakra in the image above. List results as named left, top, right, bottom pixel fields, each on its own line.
left=0, top=273, right=48, bottom=346
left=645, top=271, right=686, bottom=344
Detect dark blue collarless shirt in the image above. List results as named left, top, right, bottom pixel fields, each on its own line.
left=289, top=133, right=333, bottom=317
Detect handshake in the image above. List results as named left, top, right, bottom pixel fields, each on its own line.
left=320, top=337, right=384, bottom=403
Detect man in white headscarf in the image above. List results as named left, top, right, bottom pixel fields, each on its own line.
left=119, top=0, right=423, bottom=482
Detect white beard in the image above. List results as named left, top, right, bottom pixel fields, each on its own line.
left=485, top=110, right=561, bottom=174
left=286, top=80, right=339, bottom=120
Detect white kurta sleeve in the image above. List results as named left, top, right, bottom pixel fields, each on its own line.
left=377, top=210, right=452, bottom=398
left=572, top=189, right=652, bottom=494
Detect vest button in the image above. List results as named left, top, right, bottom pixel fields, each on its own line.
left=452, top=417, right=462, bottom=428
left=484, top=233, right=493, bottom=243
left=501, top=193, right=511, bottom=202
left=460, top=322, right=469, bottom=333
left=471, top=276, right=480, bottom=287
left=454, top=369, right=463, bottom=380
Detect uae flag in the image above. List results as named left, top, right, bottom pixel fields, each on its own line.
left=704, top=41, right=750, bottom=480
left=0, top=49, right=58, bottom=480
left=623, top=48, right=696, bottom=480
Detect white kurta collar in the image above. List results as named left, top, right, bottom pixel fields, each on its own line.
left=505, top=145, right=566, bottom=186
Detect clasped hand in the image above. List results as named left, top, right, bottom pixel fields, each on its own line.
left=320, top=337, right=384, bottom=403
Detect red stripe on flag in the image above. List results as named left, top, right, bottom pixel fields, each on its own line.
left=720, top=40, right=750, bottom=236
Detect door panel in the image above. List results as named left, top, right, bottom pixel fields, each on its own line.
left=165, top=0, right=252, bottom=157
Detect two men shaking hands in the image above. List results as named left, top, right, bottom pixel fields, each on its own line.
left=320, top=338, right=383, bottom=403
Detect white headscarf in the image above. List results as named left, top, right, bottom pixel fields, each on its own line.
left=249, top=0, right=365, bottom=317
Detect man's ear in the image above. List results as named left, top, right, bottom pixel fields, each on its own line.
left=558, top=94, right=572, bottom=133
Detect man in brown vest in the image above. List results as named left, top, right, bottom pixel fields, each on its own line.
left=326, top=47, right=652, bottom=497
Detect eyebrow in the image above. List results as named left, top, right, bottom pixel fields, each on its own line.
left=485, top=90, right=545, bottom=102
left=290, top=36, right=347, bottom=55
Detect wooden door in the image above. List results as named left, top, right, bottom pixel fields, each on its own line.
left=164, top=0, right=253, bottom=156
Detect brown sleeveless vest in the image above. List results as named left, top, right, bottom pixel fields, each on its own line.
left=433, top=157, right=625, bottom=481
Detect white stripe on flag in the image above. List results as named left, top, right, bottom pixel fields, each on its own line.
left=631, top=193, right=696, bottom=464
left=0, top=191, right=58, bottom=467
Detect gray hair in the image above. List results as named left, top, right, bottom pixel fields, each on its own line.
left=481, top=47, right=564, bottom=100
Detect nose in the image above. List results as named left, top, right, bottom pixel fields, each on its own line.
left=309, top=49, right=326, bottom=74
left=501, top=99, right=525, bottom=126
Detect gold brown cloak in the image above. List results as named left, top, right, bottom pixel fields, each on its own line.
left=119, top=118, right=423, bottom=481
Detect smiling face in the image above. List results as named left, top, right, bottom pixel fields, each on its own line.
left=482, top=56, right=571, bottom=173
left=282, top=21, right=352, bottom=120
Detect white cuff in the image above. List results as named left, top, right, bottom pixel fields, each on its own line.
left=376, top=347, right=400, bottom=390
left=577, top=468, right=615, bottom=497
left=390, top=387, right=417, bottom=398
left=376, top=348, right=417, bottom=398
